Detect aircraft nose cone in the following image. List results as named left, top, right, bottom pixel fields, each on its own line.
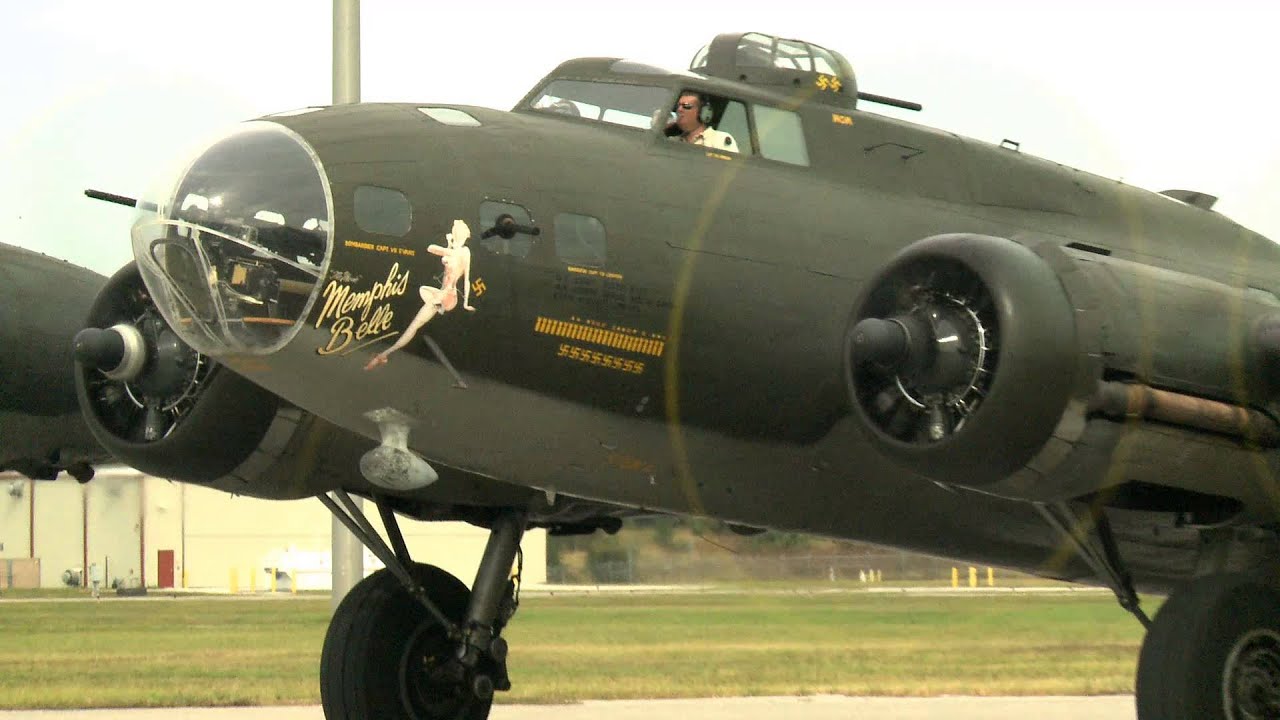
left=129, top=120, right=334, bottom=359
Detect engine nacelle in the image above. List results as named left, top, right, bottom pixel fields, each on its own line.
left=73, top=263, right=365, bottom=499
left=845, top=232, right=1280, bottom=509
left=844, top=234, right=1091, bottom=489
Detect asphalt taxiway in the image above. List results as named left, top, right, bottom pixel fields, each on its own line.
left=0, top=695, right=1136, bottom=719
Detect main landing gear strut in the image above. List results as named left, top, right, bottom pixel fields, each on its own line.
left=1039, top=501, right=1280, bottom=719
left=318, top=490, right=525, bottom=720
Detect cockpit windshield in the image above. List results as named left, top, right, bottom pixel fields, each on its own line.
left=527, top=80, right=670, bottom=130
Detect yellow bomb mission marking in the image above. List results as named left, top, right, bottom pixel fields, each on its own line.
left=535, top=316, right=666, bottom=358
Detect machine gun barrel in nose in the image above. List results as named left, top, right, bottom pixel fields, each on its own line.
left=84, top=188, right=159, bottom=212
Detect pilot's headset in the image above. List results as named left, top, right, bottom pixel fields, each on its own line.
left=695, top=94, right=714, bottom=125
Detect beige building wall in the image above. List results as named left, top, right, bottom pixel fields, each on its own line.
left=3, top=469, right=546, bottom=590
left=87, top=475, right=143, bottom=588
left=31, top=478, right=88, bottom=587
left=0, top=479, right=33, bottom=559
left=184, top=489, right=331, bottom=590
left=26, top=471, right=145, bottom=588
left=181, top=485, right=547, bottom=590
left=144, top=478, right=183, bottom=587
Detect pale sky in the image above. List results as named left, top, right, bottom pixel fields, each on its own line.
left=2, top=0, right=1276, bottom=276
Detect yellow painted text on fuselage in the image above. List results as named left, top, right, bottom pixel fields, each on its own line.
left=566, top=265, right=623, bottom=281
left=315, top=263, right=411, bottom=356
left=344, top=239, right=417, bottom=257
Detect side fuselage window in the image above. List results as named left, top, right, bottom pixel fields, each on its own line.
left=354, top=185, right=412, bottom=237
left=752, top=105, right=809, bottom=167
left=554, top=213, right=606, bottom=267
left=479, top=201, right=536, bottom=258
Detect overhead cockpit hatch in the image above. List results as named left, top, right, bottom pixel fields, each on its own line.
left=690, top=32, right=858, bottom=109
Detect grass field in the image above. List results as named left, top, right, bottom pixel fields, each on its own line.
left=0, top=590, right=1153, bottom=709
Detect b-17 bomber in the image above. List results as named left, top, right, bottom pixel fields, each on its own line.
left=4, top=31, right=1278, bottom=720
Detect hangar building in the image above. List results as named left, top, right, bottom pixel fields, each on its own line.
left=0, top=467, right=546, bottom=591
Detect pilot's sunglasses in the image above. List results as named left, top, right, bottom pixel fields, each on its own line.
left=678, top=102, right=697, bottom=110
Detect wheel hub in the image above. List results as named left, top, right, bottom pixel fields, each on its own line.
left=1224, top=628, right=1280, bottom=719
left=400, top=623, right=475, bottom=720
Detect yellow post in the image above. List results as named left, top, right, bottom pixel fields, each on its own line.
left=229, top=568, right=239, bottom=594
left=951, top=567, right=959, bottom=588
left=271, top=567, right=278, bottom=593
left=291, top=572, right=297, bottom=595
left=987, top=567, right=995, bottom=587
left=969, top=566, right=977, bottom=588
left=182, top=570, right=188, bottom=589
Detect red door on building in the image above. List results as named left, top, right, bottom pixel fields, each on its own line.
left=157, top=549, right=175, bottom=588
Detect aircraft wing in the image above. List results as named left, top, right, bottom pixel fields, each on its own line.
left=0, top=242, right=111, bottom=480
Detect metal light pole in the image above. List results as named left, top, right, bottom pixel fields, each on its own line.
left=330, top=0, right=363, bottom=610
left=333, top=0, right=360, bottom=106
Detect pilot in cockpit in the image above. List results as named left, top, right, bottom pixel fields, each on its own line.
left=665, top=92, right=738, bottom=153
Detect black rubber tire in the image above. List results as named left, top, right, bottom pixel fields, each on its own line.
left=320, top=564, right=491, bottom=720
left=1136, top=574, right=1280, bottom=720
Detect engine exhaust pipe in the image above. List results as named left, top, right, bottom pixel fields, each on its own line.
left=1088, top=382, right=1280, bottom=447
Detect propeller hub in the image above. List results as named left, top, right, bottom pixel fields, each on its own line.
left=849, top=318, right=909, bottom=369
left=73, top=324, right=147, bottom=381
left=848, top=260, right=998, bottom=446
left=911, top=306, right=981, bottom=394
left=134, top=327, right=200, bottom=401
left=75, top=265, right=212, bottom=446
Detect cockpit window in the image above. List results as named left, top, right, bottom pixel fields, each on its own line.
left=689, top=44, right=710, bottom=70
left=810, top=46, right=841, bottom=76
left=713, top=100, right=752, bottom=156
left=527, top=80, right=669, bottom=130
left=774, top=39, right=813, bottom=71
left=753, top=105, right=809, bottom=166
left=726, top=33, right=844, bottom=80
left=735, top=33, right=775, bottom=68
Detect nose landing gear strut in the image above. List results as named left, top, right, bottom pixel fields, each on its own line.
left=318, top=490, right=525, bottom=720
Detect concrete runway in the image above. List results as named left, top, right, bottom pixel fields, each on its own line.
left=0, top=695, right=1136, bottom=719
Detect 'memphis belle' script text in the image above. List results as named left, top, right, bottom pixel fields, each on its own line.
left=315, top=263, right=411, bottom=355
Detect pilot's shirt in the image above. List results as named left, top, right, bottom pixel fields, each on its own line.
left=685, top=127, right=739, bottom=153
